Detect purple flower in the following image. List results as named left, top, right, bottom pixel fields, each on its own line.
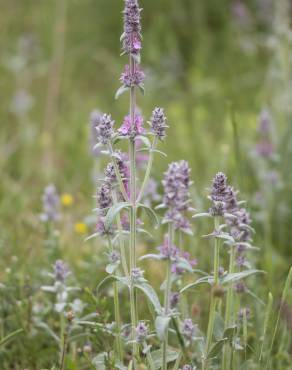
left=149, top=107, right=168, bottom=141
left=234, top=281, right=247, bottom=294
left=161, top=161, right=192, bottom=233
left=170, top=292, right=180, bottom=309
left=238, top=307, right=251, bottom=321
left=97, top=183, right=112, bottom=216
left=118, top=114, right=144, bottom=137
left=96, top=218, right=115, bottom=236
left=182, top=366, right=193, bottom=370
left=122, top=0, right=142, bottom=55
left=120, top=64, right=145, bottom=87
left=40, top=184, right=60, bottom=222
left=209, top=172, right=230, bottom=216
left=95, top=113, right=115, bottom=145
left=131, top=267, right=144, bottom=281
left=181, top=318, right=197, bottom=341
left=54, top=260, right=70, bottom=282
left=157, top=236, right=179, bottom=260
left=135, top=322, right=148, bottom=343
left=107, top=250, right=120, bottom=264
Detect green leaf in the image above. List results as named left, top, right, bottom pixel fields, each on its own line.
left=0, top=328, right=24, bottom=347
left=135, top=135, right=151, bottom=148
left=155, top=316, right=171, bottom=341
left=105, top=202, right=130, bottom=230
left=221, top=269, right=265, bottom=284
left=137, top=203, right=159, bottom=227
left=151, top=348, right=179, bottom=369
left=180, top=276, right=211, bottom=294
left=96, top=275, right=129, bottom=293
left=115, top=85, right=130, bottom=99
left=223, top=325, right=237, bottom=343
left=135, top=282, right=162, bottom=313
left=207, top=338, right=228, bottom=359
left=213, top=313, right=224, bottom=341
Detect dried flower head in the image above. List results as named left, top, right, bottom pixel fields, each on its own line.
left=40, top=184, right=60, bottom=222
left=122, top=0, right=142, bottom=55
left=149, top=107, right=168, bottom=141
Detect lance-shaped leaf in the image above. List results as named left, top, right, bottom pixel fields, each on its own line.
left=115, top=85, right=130, bottom=100
left=207, top=338, right=228, bottom=359
left=223, top=325, right=237, bottom=344
left=105, top=202, right=131, bottom=230
left=180, top=276, right=211, bottom=294
left=151, top=348, right=179, bottom=369
left=135, top=135, right=151, bottom=148
left=97, top=275, right=129, bottom=293
left=221, top=269, right=265, bottom=284
left=0, top=328, right=24, bottom=347
left=137, top=203, right=159, bottom=227
left=135, top=282, right=162, bottom=313
left=155, top=316, right=171, bottom=341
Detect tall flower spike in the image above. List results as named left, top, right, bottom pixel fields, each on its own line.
left=122, top=0, right=142, bottom=55
left=209, top=172, right=230, bottom=216
left=161, top=160, right=192, bottom=234
left=97, top=182, right=112, bottom=216
left=149, top=107, right=168, bottom=141
left=95, top=113, right=115, bottom=145
left=40, top=184, right=60, bottom=222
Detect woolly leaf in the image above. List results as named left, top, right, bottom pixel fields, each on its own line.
left=137, top=203, right=159, bottom=227
left=115, top=85, right=130, bottom=100
left=151, top=348, right=179, bottom=369
left=155, top=316, right=171, bottom=341
left=207, top=338, right=228, bottom=359
left=105, top=202, right=130, bottom=230
left=180, top=276, right=211, bottom=294
left=135, top=282, right=162, bottom=313
left=221, top=269, right=265, bottom=284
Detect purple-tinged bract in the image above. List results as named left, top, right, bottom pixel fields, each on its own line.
left=95, top=113, right=115, bottom=145
left=54, top=260, right=70, bottom=282
left=120, top=64, right=145, bottom=87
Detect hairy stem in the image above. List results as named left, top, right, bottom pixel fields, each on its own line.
left=108, top=237, right=123, bottom=362
left=112, top=190, right=129, bottom=277
left=162, top=224, right=174, bottom=370
left=222, top=245, right=236, bottom=370
left=108, top=142, right=129, bottom=202
left=129, top=54, right=139, bottom=363
left=137, top=136, right=157, bottom=203
left=202, top=216, right=220, bottom=370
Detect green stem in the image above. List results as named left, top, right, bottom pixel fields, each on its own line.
left=144, top=342, right=156, bottom=370
left=222, top=245, right=236, bottom=370
left=59, top=316, right=67, bottom=370
left=129, top=55, right=139, bottom=364
left=108, top=142, right=129, bottom=202
left=202, top=217, right=220, bottom=370
left=107, top=236, right=123, bottom=362
left=112, top=190, right=129, bottom=277
left=137, top=136, right=157, bottom=203
left=162, top=224, right=174, bottom=370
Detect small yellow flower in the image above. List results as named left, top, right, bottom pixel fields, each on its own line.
left=61, top=193, right=74, bottom=207
left=74, top=222, right=88, bottom=235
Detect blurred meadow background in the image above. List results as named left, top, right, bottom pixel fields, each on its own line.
left=1, top=0, right=292, bottom=368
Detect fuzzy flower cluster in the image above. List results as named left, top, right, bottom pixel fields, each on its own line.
left=149, top=107, right=168, bottom=141
left=157, top=236, right=197, bottom=276
left=119, top=113, right=144, bottom=137
left=40, top=184, right=60, bottom=222
left=209, top=172, right=254, bottom=275
left=54, top=260, right=70, bottom=282
left=104, top=151, right=130, bottom=195
left=94, top=113, right=115, bottom=145
left=122, top=0, right=142, bottom=55
left=181, top=318, right=197, bottom=342
left=161, top=161, right=192, bottom=234
left=120, top=64, right=145, bottom=87
left=135, top=322, right=148, bottom=343
left=254, top=109, right=275, bottom=158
